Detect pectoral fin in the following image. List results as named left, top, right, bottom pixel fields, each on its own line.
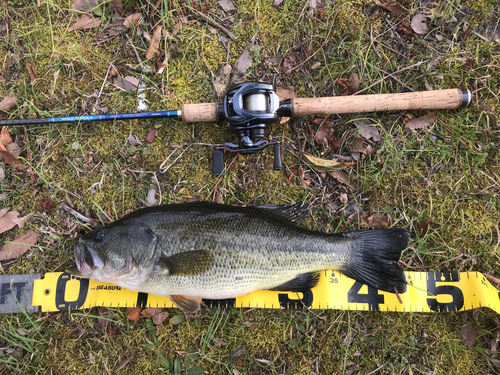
left=169, top=295, right=201, bottom=313
left=158, top=250, right=213, bottom=276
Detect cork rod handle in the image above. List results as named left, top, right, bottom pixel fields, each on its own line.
left=291, top=89, right=473, bottom=117
left=181, top=103, right=219, bottom=123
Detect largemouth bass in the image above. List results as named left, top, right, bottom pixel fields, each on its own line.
left=70, top=202, right=409, bottom=313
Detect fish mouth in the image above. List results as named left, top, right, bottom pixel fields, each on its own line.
left=74, top=241, right=104, bottom=276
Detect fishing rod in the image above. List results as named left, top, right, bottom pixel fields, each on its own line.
left=0, top=82, right=473, bottom=174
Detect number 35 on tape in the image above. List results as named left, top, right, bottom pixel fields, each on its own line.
left=0, top=271, right=499, bottom=314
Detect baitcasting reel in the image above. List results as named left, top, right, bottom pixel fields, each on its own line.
left=212, top=82, right=292, bottom=175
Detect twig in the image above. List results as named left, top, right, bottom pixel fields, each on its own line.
left=60, top=203, right=101, bottom=228
left=286, top=15, right=336, bottom=74
left=353, top=61, right=426, bottom=95
left=370, top=64, right=416, bottom=92
left=483, top=273, right=500, bottom=288
left=194, top=11, right=237, bottom=41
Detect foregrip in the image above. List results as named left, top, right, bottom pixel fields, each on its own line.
left=291, top=89, right=473, bottom=116
left=181, top=103, right=219, bottom=123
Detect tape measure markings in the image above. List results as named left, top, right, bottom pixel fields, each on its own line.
left=1, top=271, right=500, bottom=314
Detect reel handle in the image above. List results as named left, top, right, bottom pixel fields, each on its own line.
left=291, top=89, right=472, bottom=117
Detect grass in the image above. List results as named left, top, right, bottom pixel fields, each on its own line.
left=0, top=0, right=499, bottom=373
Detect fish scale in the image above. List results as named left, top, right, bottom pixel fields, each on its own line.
left=70, top=202, right=409, bottom=312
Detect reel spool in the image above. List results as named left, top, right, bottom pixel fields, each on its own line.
left=212, top=82, right=290, bottom=175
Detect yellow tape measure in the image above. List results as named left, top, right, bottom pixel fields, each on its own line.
left=23, top=271, right=499, bottom=314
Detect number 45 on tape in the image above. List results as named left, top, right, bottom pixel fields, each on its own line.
left=0, top=271, right=499, bottom=314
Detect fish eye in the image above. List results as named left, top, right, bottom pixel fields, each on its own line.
left=94, top=231, right=104, bottom=242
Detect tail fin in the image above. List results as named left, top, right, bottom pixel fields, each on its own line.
left=340, top=229, right=409, bottom=293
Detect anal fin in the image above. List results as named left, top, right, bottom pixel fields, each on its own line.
left=169, top=295, right=201, bottom=313
left=268, top=272, right=320, bottom=292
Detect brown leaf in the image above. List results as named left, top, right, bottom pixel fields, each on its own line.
left=0, top=126, right=13, bottom=152
left=417, top=217, right=433, bottom=237
left=411, top=13, right=429, bottom=35
left=350, top=138, right=373, bottom=155
left=233, top=359, right=244, bottom=367
left=68, top=15, right=102, bottom=31
left=0, top=95, right=17, bottom=112
left=213, top=64, right=232, bottom=98
left=109, top=65, right=123, bottom=78
left=123, top=13, right=142, bottom=28
left=375, top=0, right=408, bottom=15
left=218, top=0, right=235, bottom=12
left=461, top=325, right=477, bottom=350
left=0, top=230, right=38, bottom=261
left=145, top=128, right=157, bottom=143
left=315, top=121, right=334, bottom=147
left=235, top=49, right=252, bottom=74
left=141, top=308, right=163, bottom=319
left=73, top=0, right=100, bottom=11
left=276, top=88, right=297, bottom=100
left=25, top=62, right=37, bottom=85
left=146, top=25, right=162, bottom=59
left=97, top=307, right=118, bottom=338
left=110, top=0, right=124, bottom=15
left=303, top=153, right=347, bottom=172
left=337, top=78, right=349, bottom=88
left=367, top=214, right=391, bottom=229
left=114, top=75, right=139, bottom=91
left=348, top=73, right=359, bottom=92
left=125, top=307, right=142, bottom=324
left=0, top=211, right=31, bottom=234
left=356, top=120, right=381, bottom=142
left=7, top=142, right=21, bottom=158
left=405, top=113, right=436, bottom=130
left=152, top=311, right=169, bottom=325
left=127, top=134, right=142, bottom=146
left=397, top=19, right=412, bottom=35
left=329, top=171, right=358, bottom=190
left=0, top=150, right=25, bottom=170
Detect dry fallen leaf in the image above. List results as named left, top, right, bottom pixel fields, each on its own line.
left=375, top=0, right=408, bottom=15
left=213, top=64, right=232, bottom=99
left=114, top=75, right=139, bottom=91
left=397, top=19, right=413, bottom=35
left=235, top=49, right=252, bottom=75
left=0, top=95, right=17, bottom=112
left=0, top=150, right=26, bottom=170
left=348, top=73, right=359, bottom=92
left=141, top=308, right=169, bottom=325
left=145, top=128, right=157, bottom=143
left=0, top=211, right=31, bottom=234
left=73, top=0, right=100, bottom=11
left=127, top=134, right=142, bottom=146
left=125, top=307, right=142, bottom=324
left=329, top=170, right=358, bottom=190
left=146, top=25, right=162, bottom=59
left=461, top=325, right=477, bottom=351
left=68, top=15, right=102, bottom=31
left=405, top=113, right=436, bottom=130
left=97, top=307, right=118, bottom=338
left=302, top=153, right=347, bottom=172
left=367, top=214, right=391, bottom=229
left=218, top=0, right=235, bottom=12
left=147, top=189, right=157, bottom=206
left=350, top=138, right=373, bottom=155
left=123, top=13, right=142, bottom=28
left=411, top=13, right=429, bottom=35
left=356, top=120, right=381, bottom=142
left=26, top=62, right=37, bottom=85
left=417, top=217, right=433, bottom=237
left=0, top=126, right=13, bottom=152
left=0, top=230, right=38, bottom=261
left=276, top=88, right=297, bottom=101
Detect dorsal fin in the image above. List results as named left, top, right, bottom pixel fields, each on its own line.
left=253, top=203, right=310, bottom=225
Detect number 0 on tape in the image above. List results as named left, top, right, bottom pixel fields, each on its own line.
left=0, top=271, right=499, bottom=314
